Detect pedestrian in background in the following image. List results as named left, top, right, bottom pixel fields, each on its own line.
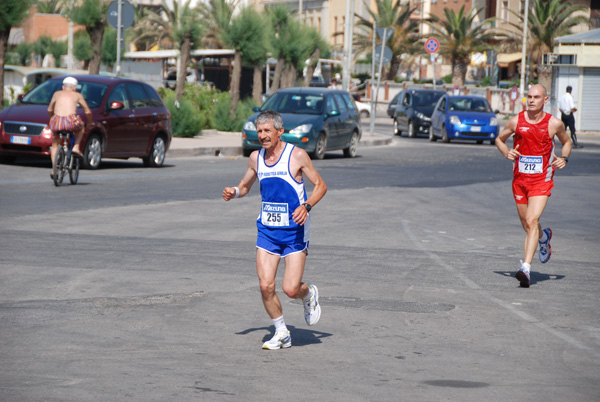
left=558, top=86, right=582, bottom=148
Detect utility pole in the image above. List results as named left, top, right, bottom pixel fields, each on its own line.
left=342, top=0, right=355, bottom=91
left=519, top=0, right=530, bottom=108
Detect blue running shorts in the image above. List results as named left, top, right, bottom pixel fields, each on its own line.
left=256, top=235, right=309, bottom=258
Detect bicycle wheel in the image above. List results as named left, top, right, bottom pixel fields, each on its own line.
left=53, top=148, right=65, bottom=187
left=69, top=153, right=80, bottom=184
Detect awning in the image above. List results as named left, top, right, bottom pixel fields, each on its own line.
left=497, top=52, right=523, bottom=68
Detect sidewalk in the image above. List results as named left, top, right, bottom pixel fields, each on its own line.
left=166, top=127, right=393, bottom=158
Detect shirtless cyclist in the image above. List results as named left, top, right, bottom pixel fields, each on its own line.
left=48, top=77, right=92, bottom=171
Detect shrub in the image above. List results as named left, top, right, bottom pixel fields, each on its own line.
left=162, top=91, right=205, bottom=137
left=211, top=94, right=256, bottom=132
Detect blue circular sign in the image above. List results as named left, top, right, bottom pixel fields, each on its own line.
left=425, top=37, right=440, bottom=54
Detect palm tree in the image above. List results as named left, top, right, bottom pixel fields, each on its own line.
left=425, top=6, right=498, bottom=86
left=198, top=0, right=239, bottom=49
left=222, top=6, right=269, bottom=108
left=0, top=0, right=31, bottom=107
left=266, top=5, right=291, bottom=93
left=302, top=29, right=329, bottom=87
left=505, top=0, right=588, bottom=91
left=35, top=0, right=63, bottom=14
left=131, top=0, right=203, bottom=99
left=354, top=0, right=419, bottom=80
left=69, top=0, right=110, bottom=75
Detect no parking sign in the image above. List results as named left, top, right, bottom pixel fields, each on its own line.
left=509, top=86, right=519, bottom=103
left=425, top=37, right=440, bottom=54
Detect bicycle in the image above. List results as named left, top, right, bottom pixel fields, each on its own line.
left=52, top=130, right=80, bottom=187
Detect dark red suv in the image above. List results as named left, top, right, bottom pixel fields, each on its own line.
left=0, top=75, right=172, bottom=169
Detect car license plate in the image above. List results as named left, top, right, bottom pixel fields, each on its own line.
left=470, top=126, right=481, bottom=132
left=11, top=136, right=31, bottom=145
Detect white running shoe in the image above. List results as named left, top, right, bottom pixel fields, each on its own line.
left=303, top=283, right=321, bottom=326
left=516, top=262, right=530, bottom=288
left=538, top=228, right=552, bottom=264
left=262, top=330, right=291, bottom=350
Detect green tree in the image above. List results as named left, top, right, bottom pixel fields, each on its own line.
left=506, top=0, right=588, bottom=91
left=35, top=0, right=63, bottom=14
left=0, top=0, right=31, bottom=107
left=266, top=5, right=290, bottom=93
left=198, top=0, right=239, bottom=48
left=49, top=39, right=67, bottom=67
left=133, top=0, right=203, bottom=99
left=223, top=7, right=269, bottom=106
left=355, top=0, right=419, bottom=80
left=425, top=6, right=498, bottom=86
left=69, top=0, right=109, bottom=75
left=15, top=42, right=34, bottom=66
left=101, top=26, right=118, bottom=70
left=74, top=30, right=91, bottom=68
left=302, top=29, right=329, bottom=87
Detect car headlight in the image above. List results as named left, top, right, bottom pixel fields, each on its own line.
left=490, top=117, right=498, bottom=126
left=415, top=112, right=430, bottom=121
left=243, top=121, right=256, bottom=131
left=289, top=124, right=313, bottom=135
left=449, top=115, right=461, bottom=125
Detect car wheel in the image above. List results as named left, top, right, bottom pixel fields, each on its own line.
left=490, top=139, right=496, bottom=146
left=428, top=126, right=437, bottom=142
left=442, top=125, right=450, bottom=143
left=312, top=133, right=327, bottom=160
left=408, top=121, right=416, bottom=138
left=243, top=148, right=253, bottom=157
left=360, top=110, right=369, bottom=119
left=343, top=131, right=359, bottom=158
left=143, top=135, right=166, bottom=167
left=393, top=119, right=401, bottom=136
left=476, top=140, right=484, bottom=144
left=83, top=134, right=102, bottom=169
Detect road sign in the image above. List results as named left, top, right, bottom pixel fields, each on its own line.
left=374, top=45, right=393, bottom=66
left=377, top=28, right=394, bottom=43
left=425, top=37, right=440, bottom=54
left=107, top=0, right=135, bottom=30
left=509, top=86, right=519, bottom=102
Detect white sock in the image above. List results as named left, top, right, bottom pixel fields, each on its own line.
left=521, top=262, right=531, bottom=272
left=302, top=285, right=314, bottom=301
left=539, top=230, right=548, bottom=244
left=272, top=316, right=287, bottom=333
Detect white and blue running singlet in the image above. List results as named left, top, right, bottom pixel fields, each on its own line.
left=256, top=143, right=309, bottom=244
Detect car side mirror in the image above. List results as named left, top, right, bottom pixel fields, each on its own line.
left=494, top=109, right=500, bottom=114
left=252, top=106, right=260, bottom=112
left=109, top=101, right=124, bottom=111
left=328, top=110, right=340, bottom=117
left=17, top=94, right=24, bottom=102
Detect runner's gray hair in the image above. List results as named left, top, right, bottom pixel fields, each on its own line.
left=256, top=110, right=284, bottom=130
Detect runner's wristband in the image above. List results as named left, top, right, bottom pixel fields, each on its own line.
left=234, top=187, right=240, bottom=198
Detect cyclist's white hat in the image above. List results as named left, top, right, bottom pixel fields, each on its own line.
left=63, top=77, right=78, bottom=86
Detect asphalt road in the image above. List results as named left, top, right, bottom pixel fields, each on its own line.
left=1, top=137, right=599, bottom=401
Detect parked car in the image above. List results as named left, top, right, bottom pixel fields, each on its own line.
left=242, top=87, right=362, bottom=159
left=0, top=75, right=172, bottom=168
left=429, top=95, right=498, bottom=145
left=387, top=92, right=402, bottom=118
left=354, top=100, right=370, bottom=118
left=393, top=89, right=445, bottom=137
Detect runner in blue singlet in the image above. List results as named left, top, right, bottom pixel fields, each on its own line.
left=223, top=110, right=327, bottom=350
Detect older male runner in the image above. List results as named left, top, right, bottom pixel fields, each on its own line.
left=496, top=84, right=572, bottom=287
left=223, top=110, right=327, bottom=349
left=48, top=77, right=92, bottom=170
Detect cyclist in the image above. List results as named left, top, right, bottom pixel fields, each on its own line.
left=48, top=77, right=92, bottom=174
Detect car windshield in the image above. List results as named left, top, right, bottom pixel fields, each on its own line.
left=21, top=79, right=108, bottom=109
left=414, top=92, right=445, bottom=107
left=448, top=97, right=493, bottom=113
left=261, top=92, right=324, bottom=114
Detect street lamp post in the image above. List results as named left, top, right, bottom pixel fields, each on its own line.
left=519, top=0, right=530, bottom=108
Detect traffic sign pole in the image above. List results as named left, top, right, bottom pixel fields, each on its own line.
left=425, top=38, right=440, bottom=89
left=116, top=0, right=122, bottom=76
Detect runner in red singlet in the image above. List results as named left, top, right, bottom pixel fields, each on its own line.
left=496, top=84, right=572, bottom=287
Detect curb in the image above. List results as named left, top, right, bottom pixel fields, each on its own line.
left=166, top=135, right=393, bottom=158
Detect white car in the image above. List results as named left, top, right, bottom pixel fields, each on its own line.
left=355, top=100, right=370, bottom=118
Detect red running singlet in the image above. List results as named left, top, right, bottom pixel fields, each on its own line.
left=513, top=111, right=555, bottom=184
